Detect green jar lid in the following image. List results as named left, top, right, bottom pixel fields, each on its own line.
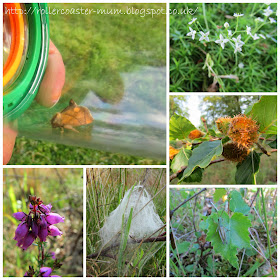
left=3, top=3, right=49, bottom=121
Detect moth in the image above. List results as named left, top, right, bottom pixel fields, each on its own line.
left=51, top=99, right=94, bottom=133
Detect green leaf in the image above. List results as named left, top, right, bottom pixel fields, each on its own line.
left=176, top=241, right=190, bottom=254
left=178, top=167, right=203, bottom=184
left=179, top=141, right=223, bottom=182
left=243, top=261, right=264, bottom=277
left=171, top=148, right=192, bottom=173
left=268, top=139, right=277, bottom=149
left=169, top=114, right=196, bottom=140
left=235, top=151, right=261, bottom=184
left=248, top=96, right=277, bottom=134
left=206, top=211, right=251, bottom=269
left=213, top=188, right=227, bottom=203
left=229, top=190, right=250, bottom=215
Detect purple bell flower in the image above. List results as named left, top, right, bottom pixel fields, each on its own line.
left=48, top=225, right=63, bottom=236
left=40, top=267, right=52, bottom=277
left=13, top=212, right=27, bottom=221
left=46, top=213, right=65, bottom=225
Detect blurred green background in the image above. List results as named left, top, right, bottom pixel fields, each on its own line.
left=3, top=168, right=83, bottom=277
left=9, top=3, right=166, bottom=165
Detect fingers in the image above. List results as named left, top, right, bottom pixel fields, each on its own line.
left=36, top=40, right=65, bottom=107
left=3, top=124, right=17, bottom=165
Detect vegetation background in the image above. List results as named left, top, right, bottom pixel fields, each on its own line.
left=8, top=3, right=166, bottom=165
left=170, top=95, right=277, bottom=185
left=86, top=168, right=166, bottom=277
left=170, top=3, right=277, bottom=92
left=170, top=188, right=277, bottom=277
left=3, top=168, right=83, bottom=277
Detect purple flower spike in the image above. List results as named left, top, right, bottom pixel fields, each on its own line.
left=13, top=212, right=27, bottom=221
left=51, top=276, right=61, bottom=277
left=14, top=222, right=29, bottom=241
left=48, top=225, right=63, bottom=237
left=46, top=213, right=65, bottom=225
left=40, top=267, right=52, bottom=277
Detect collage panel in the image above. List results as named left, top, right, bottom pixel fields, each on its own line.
left=170, top=3, right=277, bottom=92
left=169, top=187, right=277, bottom=277
left=3, top=3, right=166, bottom=165
left=3, top=168, right=83, bottom=277
left=169, top=95, right=277, bottom=185
left=86, top=168, right=166, bottom=277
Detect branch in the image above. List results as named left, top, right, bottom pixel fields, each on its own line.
left=170, top=188, right=207, bottom=220
left=86, top=235, right=166, bottom=259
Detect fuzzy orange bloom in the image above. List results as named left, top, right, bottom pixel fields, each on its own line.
left=188, top=129, right=204, bottom=140
left=169, top=146, right=179, bottom=160
left=216, top=117, right=232, bottom=134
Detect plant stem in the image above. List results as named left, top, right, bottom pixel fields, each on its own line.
left=202, top=4, right=209, bottom=31
left=260, top=188, right=275, bottom=276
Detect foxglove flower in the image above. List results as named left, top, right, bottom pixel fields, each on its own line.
left=187, top=27, right=196, bottom=40
left=13, top=195, right=64, bottom=250
left=199, top=31, right=210, bottom=42
left=215, top=34, right=229, bottom=49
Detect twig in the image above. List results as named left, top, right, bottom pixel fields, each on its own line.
left=201, top=117, right=208, bottom=133
left=170, top=188, right=207, bottom=220
left=86, top=235, right=166, bottom=259
left=256, top=142, right=271, bottom=156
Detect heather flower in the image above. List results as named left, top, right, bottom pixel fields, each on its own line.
left=13, top=195, right=64, bottom=250
left=233, top=13, right=244, bottom=17
left=187, top=27, right=196, bottom=40
left=263, top=6, right=273, bottom=17
left=188, top=17, right=197, bottom=25
left=269, top=17, right=276, bottom=23
left=199, top=31, right=210, bottom=42
left=40, top=267, right=61, bottom=277
left=215, top=34, right=229, bottom=49
left=224, top=22, right=229, bottom=28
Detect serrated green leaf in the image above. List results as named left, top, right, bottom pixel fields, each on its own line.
left=235, top=151, right=261, bottom=184
left=176, top=241, right=190, bottom=254
left=213, top=188, right=227, bottom=203
left=179, top=141, right=223, bottom=182
left=171, top=148, right=192, bottom=173
left=169, top=114, right=196, bottom=140
left=206, top=211, right=251, bottom=269
left=230, top=190, right=250, bottom=214
left=248, top=96, right=277, bottom=134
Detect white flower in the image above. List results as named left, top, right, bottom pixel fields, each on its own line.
left=234, top=44, right=243, bottom=54
left=232, top=35, right=245, bottom=46
left=255, top=17, right=264, bottom=22
left=233, top=13, right=244, bottom=17
left=251, top=33, right=260, bottom=40
left=246, top=26, right=252, bottom=35
left=238, top=63, right=244, bottom=69
left=224, top=22, right=230, bottom=28
left=263, top=6, right=273, bottom=17
left=259, top=34, right=266, bottom=39
left=188, top=17, right=197, bottom=25
left=215, top=34, right=229, bottom=49
left=228, top=30, right=233, bottom=37
left=269, top=17, right=276, bottom=23
left=199, top=31, right=210, bottom=42
left=187, top=27, right=196, bottom=40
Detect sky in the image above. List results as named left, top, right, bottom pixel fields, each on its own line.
left=187, top=95, right=202, bottom=127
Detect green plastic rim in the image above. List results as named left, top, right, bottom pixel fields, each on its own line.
left=3, top=3, right=49, bottom=121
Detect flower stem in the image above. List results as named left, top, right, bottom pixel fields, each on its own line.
left=202, top=4, right=209, bottom=31
left=260, top=188, right=275, bottom=277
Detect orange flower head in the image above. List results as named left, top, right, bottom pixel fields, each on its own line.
left=228, top=114, right=259, bottom=148
left=188, top=129, right=204, bottom=140
left=169, top=146, right=179, bottom=160
left=216, top=117, right=232, bottom=134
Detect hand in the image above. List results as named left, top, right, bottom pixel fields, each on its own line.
left=3, top=40, right=65, bottom=164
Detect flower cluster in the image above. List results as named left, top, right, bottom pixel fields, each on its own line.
left=185, top=5, right=276, bottom=55
left=24, top=266, right=61, bottom=277
left=13, top=195, right=64, bottom=250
